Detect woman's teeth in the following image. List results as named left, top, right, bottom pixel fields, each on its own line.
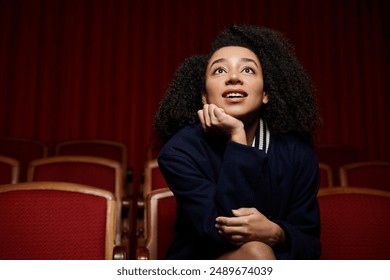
left=226, top=93, right=244, bottom=98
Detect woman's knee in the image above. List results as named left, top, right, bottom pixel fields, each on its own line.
left=218, top=241, right=276, bottom=260
left=238, top=241, right=276, bottom=260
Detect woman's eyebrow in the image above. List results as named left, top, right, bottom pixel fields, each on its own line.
left=209, top=58, right=227, bottom=68
left=241, top=57, right=259, bottom=68
left=209, top=57, right=259, bottom=68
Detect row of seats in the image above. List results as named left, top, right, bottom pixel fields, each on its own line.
left=0, top=156, right=131, bottom=254
left=0, top=138, right=129, bottom=184
left=315, top=145, right=362, bottom=185
left=2, top=140, right=389, bottom=259
left=2, top=179, right=388, bottom=260
left=0, top=181, right=127, bottom=260
left=0, top=138, right=133, bottom=259
left=135, top=158, right=390, bottom=260
left=319, top=161, right=390, bottom=191
left=137, top=186, right=390, bottom=260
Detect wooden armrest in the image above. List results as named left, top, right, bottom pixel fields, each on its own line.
left=121, top=196, right=132, bottom=208
left=113, top=245, right=127, bottom=260
left=136, top=246, right=149, bottom=260
left=137, top=197, right=145, bottom=209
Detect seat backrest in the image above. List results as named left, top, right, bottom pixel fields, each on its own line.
left=317, top=187, right=390, bottom=259
left=0, top=181, right=117, bottom=259
left=55, top=139, right=127, bottom=171
left=137, top=188, right=176, bottom=260
left=27, top=155, right=124, bottom=244
left=339, top=161, right=390, bottom=191
left=146, top=143, right=160, bottom=160
left=27, top=155, right=123, bottom=200
left=0, top=138, right=48, bottom=182
left=143, top=158, right=167, bottom=198
left=315, top=145, right=362, bottom=185
left=0, top=155, right=20, bottom=184
left=319, top=162, right=333, bottom=187
left=138, top=159, right=169, bottom=240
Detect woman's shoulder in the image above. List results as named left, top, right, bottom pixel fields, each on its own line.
left=166, top=124, right=203, bottom=145
left=268, top=133, right=319, bottom=181
left=159, top=124, right=206, bottom=157
left=270, top=133, right=316, bottom=161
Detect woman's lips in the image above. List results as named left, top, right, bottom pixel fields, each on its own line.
left=222, top=90, right=248, bottom=102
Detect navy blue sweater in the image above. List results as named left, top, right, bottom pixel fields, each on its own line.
left=158, top=124, right=321, bottom=259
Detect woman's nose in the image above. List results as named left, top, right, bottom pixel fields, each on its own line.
left=226, top=72, right=243, bottom=85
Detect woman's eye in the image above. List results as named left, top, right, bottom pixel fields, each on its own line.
left=213, top=68, right=226, bottom=74
left=242, top=67, right=254, bottom=74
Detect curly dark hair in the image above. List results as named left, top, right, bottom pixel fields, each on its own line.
left=153, top=55, right=208, bottom=144
left=153, top=25, right=321, bottom=145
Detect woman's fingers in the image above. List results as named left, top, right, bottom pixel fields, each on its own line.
left=198, top=104, right=243, bottom=140
left=198, top=104, right=220, bottom=130
left=198, top=104, right=214, bottom=130
left=216, top=222, right=249, bottom=245
left=197, top=109, right=206, bottom=130
left=209, top=104, right=227, bottom=124
left=203, top=104, right=227, bottom=126
left=216, top=216, right=247, bottom=237
left=213, top=106, right=226, bottom=120
left=216, top=216, right=242, bottom=227
left=202, top=104, right=210, bottom=127
left=218, top=230, right=245, bottom=245
left=232, top=208, right=257, bottom=217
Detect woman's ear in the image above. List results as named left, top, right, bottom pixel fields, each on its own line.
left=262, top=92, right=269, bottom=104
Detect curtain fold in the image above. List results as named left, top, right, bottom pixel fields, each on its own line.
left=0, top=0, right=389, bottom=188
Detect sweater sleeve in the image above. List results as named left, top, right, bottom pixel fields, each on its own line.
left=214, top=141, right=269, bottom=211
left=158, top=140, right=268, bottom=249
left=271, top=142, right=321, bottom=259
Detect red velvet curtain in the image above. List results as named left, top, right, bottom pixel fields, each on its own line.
left=1, top=0, right=389, bottom=189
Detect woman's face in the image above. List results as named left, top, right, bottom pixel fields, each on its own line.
left=203, top=46, right=268, bottom=121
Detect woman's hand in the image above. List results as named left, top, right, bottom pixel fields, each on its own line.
left=197, top=104, right=246, bottom=145
left=215, top=208, right=286, bottom=247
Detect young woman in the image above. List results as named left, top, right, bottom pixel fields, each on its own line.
left=153, top=25, right=321, bottom=260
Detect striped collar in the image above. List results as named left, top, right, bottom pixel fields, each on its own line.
left=252, top=118, right=270, bottom=153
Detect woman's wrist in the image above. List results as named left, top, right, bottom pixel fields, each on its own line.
left=261, top=222, right=286, bottom=247
left=229, top=125, right=246, bottom=145
left=269, top=223, right=286, bottom=247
